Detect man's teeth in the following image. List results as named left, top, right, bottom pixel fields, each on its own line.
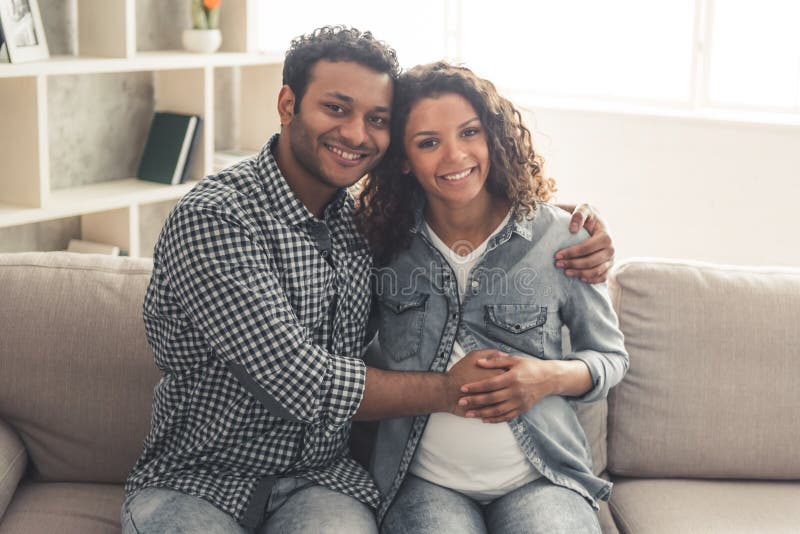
left=441, top=168, right=473, bottom=181
left=329, top=145, right=363, bottom=161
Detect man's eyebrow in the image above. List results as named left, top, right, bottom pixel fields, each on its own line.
left=324, top=91, right=353, bottom=103
left=323, top=92, right=390, bottom=113
left=411, top=117, right=480, bottom=138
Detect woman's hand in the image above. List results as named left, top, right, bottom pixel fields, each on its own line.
left=555, top=203, right=615, bottom=284
left=457, top=353, right=560, bottom=423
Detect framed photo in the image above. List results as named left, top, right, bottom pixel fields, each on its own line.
left=0, top=0, right=48, bottom=63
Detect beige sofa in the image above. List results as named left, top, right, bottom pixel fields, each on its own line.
left=0, top=252, right=798, bottom=533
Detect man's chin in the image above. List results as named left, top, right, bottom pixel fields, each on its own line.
left=322, top=169, right=370, bottom=189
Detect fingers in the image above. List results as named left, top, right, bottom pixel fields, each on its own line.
left=475, top=354, right=517, bottom=369
left=464, top=348, right=507, bottom=361
left=459, top=388, right=511, bottom=409
left=465, top=400, right=520, bottom=422
left=556, top=231, right=612, bottom=262
left=569, top=204, right=592, bottom=233
left=564, top=258, right=613, bottom=281
left=461, top=371, right=514, bottom=394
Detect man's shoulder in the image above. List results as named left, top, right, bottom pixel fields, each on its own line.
left=173, top=159, right=267, bottom=219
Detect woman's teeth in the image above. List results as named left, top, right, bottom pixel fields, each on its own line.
left=440, top=168, right=473, bottom=181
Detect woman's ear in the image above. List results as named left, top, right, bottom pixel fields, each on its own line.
left=277, top=86, right=296, bottom=126
left=402, top=161, right=411, bottom=175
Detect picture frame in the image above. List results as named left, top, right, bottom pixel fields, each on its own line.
left=0, top=0, right=48, bottom=63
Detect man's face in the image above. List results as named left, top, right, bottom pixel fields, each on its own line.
left=285, top=60, right=393, bottom=190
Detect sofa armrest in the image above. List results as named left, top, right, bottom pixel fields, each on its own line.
left=0, top=419, right=27, bottom=522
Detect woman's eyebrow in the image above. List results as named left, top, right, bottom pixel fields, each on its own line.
left=411, top=116, right=480, bottom=138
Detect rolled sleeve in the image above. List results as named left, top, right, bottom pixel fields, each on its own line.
left=160, top=202, right=365, bottom=428
left=561, top=277, right=629, bottom=403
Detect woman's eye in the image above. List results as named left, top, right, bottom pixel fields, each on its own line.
left=463, top=127, right=480, bottom=137
left=418, top=139, right=439, bottom=149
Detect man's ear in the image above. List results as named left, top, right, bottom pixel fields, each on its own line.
left=277, top=85, right=296, bottom=126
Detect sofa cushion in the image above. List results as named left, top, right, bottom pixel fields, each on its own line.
left=0, top=252, right=159, bottom=483
left=607, top=259, right=800, bottom=478
left=0, top=482, right=123, bottom=534
left=0, top=421, right=26, bottom=522
left=609, top=478, right=800, bottom=534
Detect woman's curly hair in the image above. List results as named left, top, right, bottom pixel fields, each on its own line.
left=355, top=62, right=556, bottom=265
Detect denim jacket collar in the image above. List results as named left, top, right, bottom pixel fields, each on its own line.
left=409, top=198, right=536, bottom=250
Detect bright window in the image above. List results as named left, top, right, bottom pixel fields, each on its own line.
left=707, top=0, right=800, bottom=110
left=253, top=1, right=800, bottom=115
left=253, top=1, right=449, bottom=68
left=460, top=0, right=696, bottom=102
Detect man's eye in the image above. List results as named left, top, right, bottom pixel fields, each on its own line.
left=418, top=139, right=438, bottom=149
left=325, top=104, right=344, bottom=113
left=370, top=116, right=389, bottom=127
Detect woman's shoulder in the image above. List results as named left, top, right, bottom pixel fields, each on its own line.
left=527, top=201, right=590, bottom=250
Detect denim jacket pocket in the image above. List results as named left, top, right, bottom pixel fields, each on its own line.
left=484, top=304, right=547, bottom=357
left=378, top=292, right=429, bottom=362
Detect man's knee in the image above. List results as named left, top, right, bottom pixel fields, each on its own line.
left=263, top=484, right=377, bottom=534
left=123, top=488, right=246, bottom=534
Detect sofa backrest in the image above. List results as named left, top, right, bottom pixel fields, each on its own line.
left=607, top=259, right=800, bottom=479
left=0, top=252, right=159, bottom=483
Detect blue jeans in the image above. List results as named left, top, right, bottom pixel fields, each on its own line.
left=121, top=478, right=378, bottom=533
left=381, top=475, right=601, bottom=534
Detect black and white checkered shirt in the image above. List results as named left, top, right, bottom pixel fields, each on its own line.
left=125, top=134, right=379, bottom=528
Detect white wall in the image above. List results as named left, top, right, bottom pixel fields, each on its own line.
left=525, top=107, right=800, bottom=267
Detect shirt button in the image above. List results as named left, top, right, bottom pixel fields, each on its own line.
left=514, top=324, right=522, bottom=331
left=451, top=313, right=458, bottom=320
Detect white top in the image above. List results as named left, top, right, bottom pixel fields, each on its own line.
left=409, top=211, right=540, bottom=503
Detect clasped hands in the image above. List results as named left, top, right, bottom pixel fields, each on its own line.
left=444, top=348, right=560, bottom=424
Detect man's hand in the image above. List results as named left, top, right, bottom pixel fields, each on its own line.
left=457, top=353, right=560, bottom=423
left=445, top=349, right=506, bottom=416
left=555, top=204, right=614, bottom=284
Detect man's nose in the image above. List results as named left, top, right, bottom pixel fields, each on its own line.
left=339, top=116, right=367, bottom=147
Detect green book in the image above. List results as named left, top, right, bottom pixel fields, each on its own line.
left=137, top=112, right=202, bottom=185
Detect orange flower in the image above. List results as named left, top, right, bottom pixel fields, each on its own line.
left=203, top=0, right=221, bottom=9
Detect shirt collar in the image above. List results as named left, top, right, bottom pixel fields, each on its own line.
left=257, top=134, right=351, bottom=228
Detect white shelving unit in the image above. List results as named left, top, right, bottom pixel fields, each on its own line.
left=0, top=0, right=283, bottom=256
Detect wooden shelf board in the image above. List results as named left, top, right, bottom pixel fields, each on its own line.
left=0, top=178, right=199, bottom=228
left=0, top=51, right=283, bottom=78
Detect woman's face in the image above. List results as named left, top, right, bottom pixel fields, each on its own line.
left=402, top=93, right=491, bottom=211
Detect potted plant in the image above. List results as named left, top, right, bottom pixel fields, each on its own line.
left=182, top=0, right=222, bottom=53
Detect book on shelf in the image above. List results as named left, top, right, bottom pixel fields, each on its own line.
left=67, top=239, right=121, bottom=256
left=137, top=112, right=202, bottom=185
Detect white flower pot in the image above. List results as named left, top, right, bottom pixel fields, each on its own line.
left=182, top=29, right=222, bottom=54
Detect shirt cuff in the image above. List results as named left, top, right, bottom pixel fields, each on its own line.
left=565, top=352, right=606, bottom=403
left=324, top=355, right=367, bottom=429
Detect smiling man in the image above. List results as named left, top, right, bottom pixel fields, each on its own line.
left=122, top=26, right=615, bottom=534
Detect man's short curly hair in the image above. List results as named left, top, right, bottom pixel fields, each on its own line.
left=283, top=26, right=401, bottom=112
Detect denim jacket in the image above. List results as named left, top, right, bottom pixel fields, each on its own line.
left=365, top=201, right=629, bottom=521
